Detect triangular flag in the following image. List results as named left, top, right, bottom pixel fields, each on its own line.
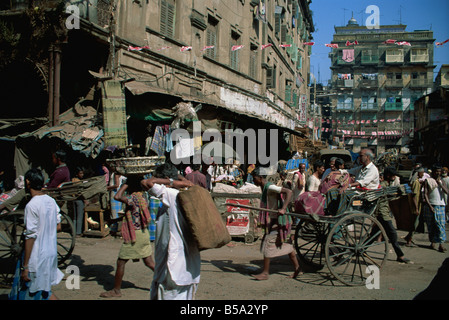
left=231, top=45, right=244, bottom=51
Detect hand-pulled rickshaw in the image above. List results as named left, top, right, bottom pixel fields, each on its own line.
left=0, top=175, right=107, bottom=286
left=228, top=184, right=411, bottom=286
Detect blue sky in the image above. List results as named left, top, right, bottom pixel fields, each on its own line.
left=309, top=0, right=449, bottom=84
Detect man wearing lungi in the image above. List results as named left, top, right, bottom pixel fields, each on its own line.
left=423, top=164, right=448, bottom=253
left=251, top=167, right=302, bottom=281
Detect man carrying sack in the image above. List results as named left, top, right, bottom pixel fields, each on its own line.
left=141, top=163, right=200, bottom=300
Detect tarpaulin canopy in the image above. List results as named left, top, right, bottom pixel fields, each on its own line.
left=17, top=101, right=105, bottom=159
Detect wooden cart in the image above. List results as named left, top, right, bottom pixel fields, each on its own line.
left=212, top=192, right=262, bottom=244
left=228, top=185, right=411, bottom=286
left=0, top=175, right=107, bottom=286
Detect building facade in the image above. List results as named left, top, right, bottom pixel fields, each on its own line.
left=0, top=0, right=315, bottom=173
left=412, top=64, right=449, bottom=165
left=328, top=17, right=435, bottom=155
left=114, top=0, right=314, bottom=143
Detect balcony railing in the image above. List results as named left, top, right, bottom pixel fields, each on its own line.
left=336, top=57, right=355, bottom=65
left=410, top=79, right=431, bottom=88
left=385, top=79, right=403, bottom=88
left=410, top=54, right=429, bottom=63
left=337, top=103, right=354, bottom=111
left=386, top=54, right=404, bottom=64
left=361, top=55, right=379, bottom=64
left=335, top=79, right=354, bottom=88
left=361, top=103, right=378, bottom=111
left=360, top=79, right=378, bottom=87
left=384, top=102, right=403, bottom=111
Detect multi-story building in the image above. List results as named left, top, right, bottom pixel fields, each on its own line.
left=0, top=0, right=314, bottom=174
left=412, top=64, right=449, bottom=165
left=328, top=16, right=435, bottom=155
left=0, top=0, right=315, bottom=169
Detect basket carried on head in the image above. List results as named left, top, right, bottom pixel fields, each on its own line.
left=106, top=156, right=166, bottom=176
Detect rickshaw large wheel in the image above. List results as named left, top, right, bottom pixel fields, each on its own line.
left=57, top=211, right=76, bottom=265
left=294, top=219, right=330, bottom=270
left=325, top=211, right=388, bottom=286
left=0, top=212, right=25, bottom=286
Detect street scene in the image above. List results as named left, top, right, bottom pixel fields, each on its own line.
left=0, top=0, right=448, bottom=304
left=38, top=225, right=449, bottom=300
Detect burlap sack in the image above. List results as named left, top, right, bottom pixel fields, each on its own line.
left=177, top=185, right=231, bottom=250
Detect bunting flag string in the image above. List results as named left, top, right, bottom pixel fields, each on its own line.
left=126, top=35, right=447, bottom=55
left=231, top=45, right=245, bottom=51
left=436, top=39, right=449, bottom=46
left=180, top=46, right=192, bottom=52
left=201, top=45, right=215, bottom=51
left=322, top=118, right=403, bottom=124
left=260, top=43, right=273, bottom=50
left=346, top=40, right=359, bottom=46
left=128, top=45, right=150, bottom=51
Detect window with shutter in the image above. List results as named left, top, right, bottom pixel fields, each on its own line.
left=291, top=44, right=298, bottom=62
left=160, top=0, right=175, bottom=38
left=285, top=83, right=292, bottom=102
left=249, top=44, right=258, bottom=79
left=230, top=32, right=240, bottom=71
left=266, top=67, right=273, bottom=88
left=281, top=24, right=287, bottom=43
left=275, top=13, right=281, bottom=39
left=205, top=16, right=218, bottom=60
left=266, top=65, right=276, bottom=89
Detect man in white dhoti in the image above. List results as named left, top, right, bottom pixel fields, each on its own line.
left=141, top=163, right=200, bottom=300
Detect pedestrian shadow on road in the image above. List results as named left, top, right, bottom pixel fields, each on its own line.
left=63, top=254, right=150, bottom=293
left=204, top=257, right=347, bottom=287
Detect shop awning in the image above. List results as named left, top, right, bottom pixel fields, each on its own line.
left=125, top=81, right=305, bottom=137
left=125, top=81, right=210, bottom=105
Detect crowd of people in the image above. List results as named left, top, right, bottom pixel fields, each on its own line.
left=1, top=147, right=448, bottom=300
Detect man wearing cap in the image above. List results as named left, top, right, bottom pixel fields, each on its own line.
left=374, top=167, right=411, bottom=263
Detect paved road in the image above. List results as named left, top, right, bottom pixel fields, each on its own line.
left=1, top=225, right=447, bottom=301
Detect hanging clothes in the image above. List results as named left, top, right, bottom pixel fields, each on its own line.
left=342, top=49, right=355, bottom=62
left=165, top=127, right=174, bottom=153
left=150, top=126, right=166, bottom=157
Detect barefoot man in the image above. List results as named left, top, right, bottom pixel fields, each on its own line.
left=251, top=167, right=303, bottom=281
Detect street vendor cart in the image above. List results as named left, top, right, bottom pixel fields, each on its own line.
left=211, top=183, right=262, bottom=244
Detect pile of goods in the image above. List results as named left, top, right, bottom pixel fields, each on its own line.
left=106, top=156, right=166, bottom=176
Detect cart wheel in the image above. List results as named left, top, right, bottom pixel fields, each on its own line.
left=294, top=220, right=330, bottom=270
left=57, top=211, right=76, bottom=265
left=0, top=212, right=25, bottom=286
left=244, top=233, right=255, bottom=244
left=325, top=212, right=388, bottom=286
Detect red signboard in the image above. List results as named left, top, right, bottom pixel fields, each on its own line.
left=225, top=199, right=251, bottom=213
